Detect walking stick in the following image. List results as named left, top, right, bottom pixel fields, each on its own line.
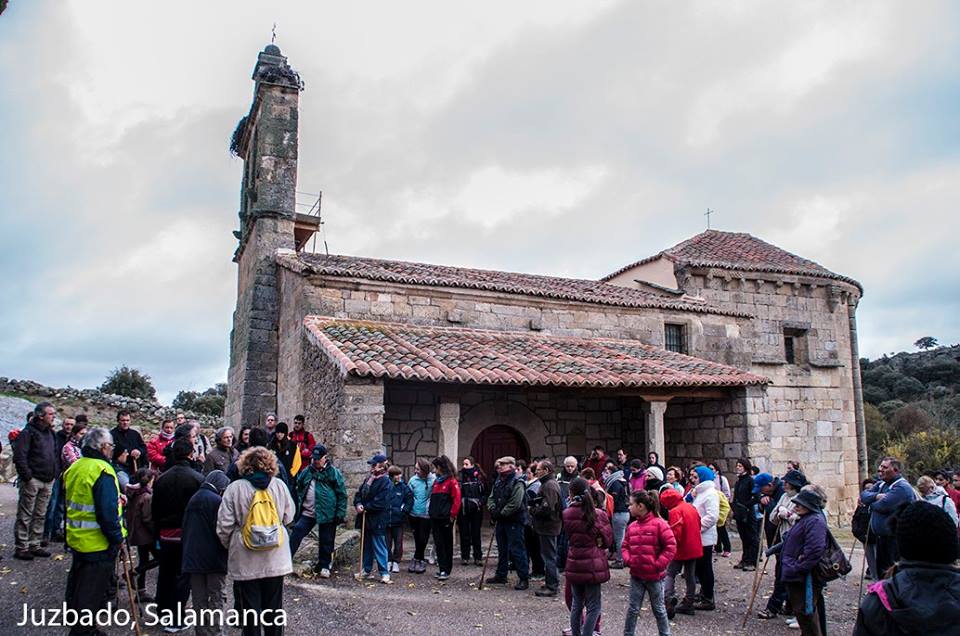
left=477, top=522, right=497, bottom=590
left=119, top=543, right=143, bottom=636
left=742, top=512, right=770, bottom=628
left=857, top=525, right=871, bottom=602
left=356, top=512, right=367, bottom=582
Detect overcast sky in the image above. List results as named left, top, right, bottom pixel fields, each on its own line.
left=1, top=1, right=958, bottom=403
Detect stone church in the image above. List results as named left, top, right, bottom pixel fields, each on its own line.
left=225, top=45, right=866, bottom=515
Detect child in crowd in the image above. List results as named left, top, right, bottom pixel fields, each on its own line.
left=622, top=490, right=676, bottom=636
left=126, top=467, right=158, bottom=601
left=387, top=465, right=413, bottom=573
left=563, top=477, right=612, bottom=636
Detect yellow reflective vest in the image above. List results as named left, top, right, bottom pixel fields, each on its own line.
left=63, top=456, right=127, bottom=552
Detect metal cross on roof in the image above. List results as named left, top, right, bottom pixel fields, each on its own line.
left=705, top=208, right=715, bottom=230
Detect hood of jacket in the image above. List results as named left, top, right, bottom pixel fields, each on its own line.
left=694, top=480, right=716, bottom=497
left=660, top=487, right=683, bottom=510
left=871, top=562, right=960, bottom=632
left=923, top=486, right=949, bottom=502
left=244, top=471, right=271, bottom=490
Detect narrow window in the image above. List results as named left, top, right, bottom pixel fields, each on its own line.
left=783, top=326, right=808, bottom=365
left=784, top=335, right=796, bottom=364
left=665, top=324, right=686, bottom=354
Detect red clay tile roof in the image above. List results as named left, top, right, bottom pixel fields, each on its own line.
left=286, top=252, right=748, bottom=317
left=304, top=316, right=768, bottom=389
left=601, top=230, right=862, bottom=291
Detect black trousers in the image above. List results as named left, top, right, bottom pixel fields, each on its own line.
left=234, top=576, right=284, bottom=636
left=156, top=541, right=190, bottom=616
left=431, top=519, right=454, bottom=574
left=135, top=544, right=160, bottom=591
left=410, top=517, right=432, bottom=560
left=716, top=525, right=732, bottom=553
left=458, top=507, right=483, bottom=560
left=735, top=509, right=759, bottom=566
left=525, top=524, right=544, bottom=575
left=65, top=555, right=117, bottom=636
left=695, top=544, right=715, bottom=600
left=875, top=534, right=899, bottom=577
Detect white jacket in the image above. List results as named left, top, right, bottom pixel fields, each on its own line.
left=693, top=480, right=720, bottom=547
left=216, top=476, right=295, bottom=581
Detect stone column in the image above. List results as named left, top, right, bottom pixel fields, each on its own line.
left=337, top=379, right=385, bottom=524
left=642, top=400, right=668, bottom=463
left=437, top=398, right=460, bottom=461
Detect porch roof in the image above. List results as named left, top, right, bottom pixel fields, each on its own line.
left=304, top=316, right=768, bottom=389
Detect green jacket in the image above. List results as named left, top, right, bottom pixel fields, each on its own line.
left=295, top=463, right=347, bottom=524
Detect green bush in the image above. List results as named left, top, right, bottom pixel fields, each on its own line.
left=883, top=429, right=960, bottom=479
left=172, top=383, right=226, bottom=416
left=99, top=366, right=156, bottom=400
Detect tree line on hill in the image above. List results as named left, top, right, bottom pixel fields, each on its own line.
left=99, top=366, right=226, bottom=416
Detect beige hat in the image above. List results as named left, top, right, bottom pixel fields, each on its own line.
left=495, top=456, right=516, bottom=467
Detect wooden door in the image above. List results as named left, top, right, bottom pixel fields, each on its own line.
left=470, top=424, right=530, bottom=478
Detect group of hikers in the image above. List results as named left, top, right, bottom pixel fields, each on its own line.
left=8, top=402, right=960, bottom=636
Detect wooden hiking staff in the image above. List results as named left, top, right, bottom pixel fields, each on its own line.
left=857, top=525, right=871, bottom=602
left=119, top=543, right=143, bottom=636
left=477, top=522, right=497, bottom=590
left=742, top=512, right=770, bottom=628
left=356, top=512, right=367, bottom=582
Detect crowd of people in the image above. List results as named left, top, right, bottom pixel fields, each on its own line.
left=8, top=404, right=960, bottom=636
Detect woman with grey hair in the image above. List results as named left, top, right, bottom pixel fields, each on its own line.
left=203, top=426, right=238, bottom=475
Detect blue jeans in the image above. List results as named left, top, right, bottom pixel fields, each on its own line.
left=362, top=531, right=389, bottom=575
left=289, top=516, right=337, bottom=571
left=611, top=512, right=630, bottom=562
left=495, top=521, right=528, bottom=580
left=44, top=479, right=64, bottom=538
left=624, top=577, right=670, bottom=636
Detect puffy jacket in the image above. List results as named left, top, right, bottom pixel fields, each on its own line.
left=152, top=461, right=204, bottom=533
left=13, top=420, right=58, bottom=482
left=853, top=561, right=960, bottom=636
left=353, top=473, right=392, bottom=534
left=529, top=473, right=563, bottom=536
left=146, top=434, right=173, bottom=470
left=288, top=428, right=315, bottom=463
left=489, top=473, right=527, bottom=524
left=182, top=484, right=228, bottom=575
left=660, top=488, right=703, bottom=561
left=780, top=510, right=828, bottom=583
left=429, top=473, right=461, bottom=521
left=459, top=467, right=486, bottom=515
left=124, top=481, right=155, bottom=547
left=294, top=462, right=347, bottom=524
left=622, top=512, right=676, bottom=581
left=409, top=473, right=435, bottom=518
left=692, top=480, right=719, bottom=547
left=388, top=479, right=414, bottom=526
left=562, top=502, right=613, bottom=585
left=861, top=477, right=917, bottom=537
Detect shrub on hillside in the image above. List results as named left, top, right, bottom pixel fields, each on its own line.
left=883, top=428, right=960, bottom=478
left=99, top=366, right=156, bottom=401
left=173, top=383, right=226, bottom=416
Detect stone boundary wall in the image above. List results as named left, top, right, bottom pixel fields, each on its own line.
left=0, top=377, right=223, bottom=428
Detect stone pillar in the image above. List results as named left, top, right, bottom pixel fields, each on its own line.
left=741, top=385, right=771, bottom=471
left=336, top=379, right=385, bottom=524
left=642, top=400, right=668, bottom=463
left=438, top=398, right=460, bottom=462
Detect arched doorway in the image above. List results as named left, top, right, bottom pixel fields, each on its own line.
left=470, top=425, right=530, bottom=479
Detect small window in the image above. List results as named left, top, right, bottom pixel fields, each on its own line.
left=783, top=327, right=808, bottom=365
left=665, top=324, right=686, bottom=354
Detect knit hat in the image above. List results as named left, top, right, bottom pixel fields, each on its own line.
left=783, top=469, right=807, bottom=489
left=275, top=421, right=289, bottom=435
left=694, top=466, right=715, bottom=484
left=311, top=444, right=328, bottom=460
left=896, top=500, right=959, bottom=564
left=753, top=472, right=774, bottom=494
left=791, top=489, right=822, bottom=514
left=203, top=470, right=231, bottom=494
left=646, top=466, right=664, bottom=482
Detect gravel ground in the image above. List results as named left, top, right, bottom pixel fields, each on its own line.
left=0, top=483, right=862, bottom=635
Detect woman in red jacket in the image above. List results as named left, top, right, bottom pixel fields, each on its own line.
left=659, top=488, right=703, bottom=617
left=429, top=455, right=461, bottom=581
left=563, top=477, right=612, bottom=636
left=146, top=418, right=176, bottom=471
left=622, top=490, right=676, bottom=636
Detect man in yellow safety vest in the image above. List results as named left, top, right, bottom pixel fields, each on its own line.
left=63, top=426, right=127, bottom=635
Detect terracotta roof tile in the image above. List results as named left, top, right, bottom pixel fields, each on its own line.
left=601, top=230, right=862, bottom=291
left=286, top=252, right=748, bottom=317
left=304, top=316, right=768, bottom=389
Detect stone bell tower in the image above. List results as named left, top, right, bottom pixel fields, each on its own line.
left=224, top=44, right=317, bottom=429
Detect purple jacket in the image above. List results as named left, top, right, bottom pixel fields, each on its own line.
left=781, top=511, right=828, bottom=583
left=562, top=502, right=613, bottom=585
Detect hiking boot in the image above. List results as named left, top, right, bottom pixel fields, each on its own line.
left=666, top=597, right=677, bottom=619
left=676, top=600, right=695, bottom=615
left=609, top=560, right=624, bottom=569
left=733, top=561, right=744, bottom=569
left=757, top=608, right=778, bottom=619
left=437, top=571, right=450, bottom=581
left=417, top=560, right=428, bottom=573
left=408, top=560, right=417, bottom=573
left=514, top=579, right=529, bottom=590
left=742, top=564, right=756, bottom=572
left=461, top=558, right=471, bottom=566
left=535, top=587, right=557, bottom=597
left=14, top=549, right=34, bottom=561
left=485, top=576, right=507, bottom=585
left=30, top=547, right=52, bottom=558
left=319, top=568, right=331, bottom=579
left=694, top=598, right=716, bottom=611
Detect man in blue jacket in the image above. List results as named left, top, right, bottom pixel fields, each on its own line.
left=860, top=456, right=916, bottom=576
left=63, top=427, right=126, bottom=635
left=353, top=453, right=393, bottom=583
left=182, top=470, right=230, bottom=636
